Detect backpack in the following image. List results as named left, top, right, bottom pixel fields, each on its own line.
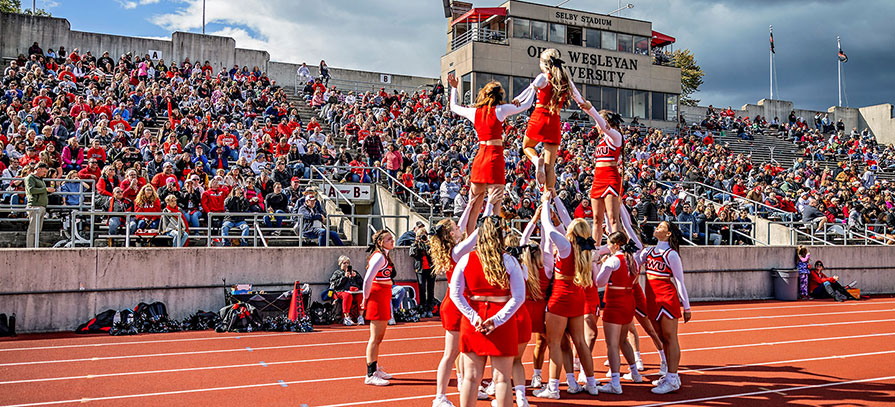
left=0, top=313, right=16, bottom=337
left=76, top=309, right=116, bottom=334
left=308, top=301, right=335, bottom=326
left=110, top=309, right=138, bottom=336
left=183, top=310, right=222, bottom=331
left=135, top=302, right=169, bottom=323
left=216, top=303, right=261, bottom=333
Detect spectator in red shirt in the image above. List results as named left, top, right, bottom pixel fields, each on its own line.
left=120, top=169, right=147, bottom=202
left=86, top=139, right=107, bottom=166
left=128, top=184, right=161, bottom=234
left=574, top=197, right=594, bottom=219
left=201, top=178, right=229, bottom=225
left=808, top=261, right=854, bottom=301
left=77, top=159, right=101, bottom=183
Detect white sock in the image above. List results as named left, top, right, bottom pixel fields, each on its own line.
left=585, top=376, right=597, bottom=387
left=435, top=393, right=445, bottom=400
left=659, top=350, right=667, bottom=363
left=610, top=372, right=621, bottom=387
left=634, top=351, right=641, bottom=362
left=566, top=372, right=577, bottom=384
left=548, top=378, right=560, bottom=392
left=574, top=358, right=581, bottom=369
left=629, top=364, right=638, bottom=374
left=533, top=368, right=542, bottom=377
left=456, top=372, right=462, bottom=383
left=514, top=385, right=526, bottom=400
left=667, top=372, right=679, bottom=381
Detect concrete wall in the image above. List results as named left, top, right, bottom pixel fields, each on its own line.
left=372, top=184, right=428, bottom=237
left=859, top=104, right=895, bottom=145
left=3, top=245, right=894, bottom=332
left=268, top=61, right=436, bottom=93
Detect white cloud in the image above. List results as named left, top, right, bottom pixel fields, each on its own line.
left=117, top=0, right=160, bottom=9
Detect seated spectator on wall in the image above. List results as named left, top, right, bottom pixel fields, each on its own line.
left=329, top=255, right=364, bottom=326
left=809, top=260, right=855, bottom=301
left=294, top=189, right=343, bottom=246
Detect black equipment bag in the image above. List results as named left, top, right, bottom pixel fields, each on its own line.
left=0, top=313, right=15, bottom=337
left=76, top=310, right=116, bottom=334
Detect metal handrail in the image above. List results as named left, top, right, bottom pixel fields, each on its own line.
left=704, top=220, right=766, bottom=246
left=309, top=166, right=356, bottom=216
left=254, top=222, right=268, bottom=248
left=310, top=164, right=435, bottom=218
left=1, top=177, right=96, bottom=211
left=0, top=207, right=40, bottom=247
left=451, top=27, right=508, bottom=50
left=70, top=210, right=184, bottom=247
left=656, top=180, right=792, bottom=219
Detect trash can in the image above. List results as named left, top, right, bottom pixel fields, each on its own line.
left=772, top=269, right=799, bottom=301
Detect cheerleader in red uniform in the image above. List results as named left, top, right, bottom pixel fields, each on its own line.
left=429, top=196, right=497, bottom=407
left=361, top=230, right=396, bottom=386
left=633, top=220, right=691, bottom=394
left=450, top=217, right=526, bottom=407
left=533, top=194, right=600, bottom=400
left=576, top=99, right=625, bottom=241
left=518, top=206, right=553, bottom=390
left=516, top=49, right=587, bottom=193
left=594, top=231, right=641, bottom=394
left=448, top=73, right=534, bottom=235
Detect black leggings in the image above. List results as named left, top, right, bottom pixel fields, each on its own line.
left=416, top=269, right=436, bottom=309
left=811, top=281, right=852, bottom=299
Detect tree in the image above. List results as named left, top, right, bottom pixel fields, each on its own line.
left=1, top=0, right=51, bottom=16
left=672, top=49, right=704, bottom=106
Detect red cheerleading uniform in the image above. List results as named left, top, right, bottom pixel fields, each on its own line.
left=515, top=301, right=532, bottom=344
left=633, top=282, right=648, bottom=318
left=546, top=253, right=586, bottom=318
left=439, top=259, right=463, bottom=331
left=590, top=135, right=623, bottom=199
left=525, top=266, right=550, bottom=333
left=470, top=107, right=505, bottom=185
left=363, top=253, right=394, bottom=321
left=602, top=253, right=637, bottom=325
left=643, top=247, right=683, bottom=320
left=583, top=283, right=600, bottom=315
left=459, top=251, right=519, bottom=356
left=525, top=79, right=565, bottom=144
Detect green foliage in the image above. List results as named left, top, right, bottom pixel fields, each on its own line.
left=1, top=0, right=51, bottom=16
left=672, top=49, right=704, bottom=106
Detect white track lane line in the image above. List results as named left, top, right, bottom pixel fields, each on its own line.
left=2, top=305, right=890, bottom=356
left=693, top=299, right=895, bottom=313
left=3, top=317, right=894, bottom=368
left=0, top=322, right=445, bottom=353
left=5, top=347, right=894, bottom=407
left=634, top=375, right=895, bottom=407
left=3, top=300, right=890, bottom=353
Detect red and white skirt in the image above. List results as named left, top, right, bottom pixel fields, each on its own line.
left=546, top=278, right=585, bottom=318
left=646, top=278, right=683, bottom=321
left=470, top=144, right=505, bottom=185
left=602, top=287, right=635, bottom=325
left=364, top=282, right=392, bottom=321
left=525, top=107, right=562, bottom=144
left=460, top=299, right=519, bottom=356
left=590, top=166, right=622, bottom=199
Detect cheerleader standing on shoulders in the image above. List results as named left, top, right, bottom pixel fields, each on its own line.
left=575, top=97, right=625, bottom=241
left=450, top=216, right=526, bottom=407
left=515, top=48, right=588, bottom=193
left=430, top=193, right=498, bottom=407
left=533, top=193, right=600, bottom=399
left=448, top=73, right=534, bottom=235
left=362, top=230, right=397, bottom=386
left=635, top=220, right=691, bottom=394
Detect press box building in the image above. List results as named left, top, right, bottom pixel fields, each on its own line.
left=441, top=0, right=682, bottom=127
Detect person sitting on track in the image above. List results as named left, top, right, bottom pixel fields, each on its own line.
left=809, top=260, right=855, bottom=301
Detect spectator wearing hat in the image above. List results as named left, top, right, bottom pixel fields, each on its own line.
left=294, top=189, right=343, bottom=246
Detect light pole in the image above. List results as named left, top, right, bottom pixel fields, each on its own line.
left=202, top=0, right=206, bottom=35
left=610, top=3, right=634, bottom=16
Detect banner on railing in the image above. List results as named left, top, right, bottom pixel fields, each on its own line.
left=317, top=183, right=373, bottom=203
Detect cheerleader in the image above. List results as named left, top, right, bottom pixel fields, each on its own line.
left=594, top=231, right=641, bottom=394
left=450, top=216, right=526, bottom=407
left=575, top=98, right=625, bottom=241
left=429, top=195, right=498, bottom=407
left=635, top=220, right=691, bottom=394
left=518, top=206, right=552, bottom=390
left=516, top=48, right=587, bottom=193
left=533, top=194, right=599, bottom=399
left=448, top=73, right=534, bottom=235
left=362, top=230, right=397, bottom=386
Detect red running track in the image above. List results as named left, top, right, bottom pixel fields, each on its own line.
left=1, top=299, right=895, bottom=406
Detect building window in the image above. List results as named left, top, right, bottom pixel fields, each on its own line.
left=476, top=72, right=492, bottom=93
left=461, top=73, right=472, bottom=104
left=634, top=36, right=650, bottom=55
left=549, top=23, right=566, bottom=44
left=617, top=34, right=633, bottom=53
left=666, top=94, right=678, bottom=122
left=585, top=28, right=600, bottom=49
left=586, top=85, right=601, bottom=107
left=492, top=74, right=510, bottom=96
left=567, top=26, right=582, bottom=47
left=618, top=88, right=633, bottom=118
left=512, top=18, right=530, bottom=39
left=531, top=21, right=548, bottom=41
left=601, top=87, right=617, bottom=112
left=651, top=92, right=665, bottom=121
left=513, top=76, right=531, bottom=98
left=633, top=90, right=648, bottom=119
left=601, top=31, right=616, bottom=51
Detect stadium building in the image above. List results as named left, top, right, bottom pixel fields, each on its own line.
left=441, top=0, right=682, bottom=127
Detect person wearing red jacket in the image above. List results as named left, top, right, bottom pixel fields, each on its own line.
left=96, top=167, right=120, bottom=198
left=69, top=96, right=91, bottom=118
left=575, top=198, right=594, bottom=219
left=201, top=178, right=229, bottom=226
left=808, top=261, right=854, bottom=301
left=128, top=184, right=162, bottom=234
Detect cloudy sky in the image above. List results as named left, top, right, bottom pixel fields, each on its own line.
left=39, top=0, right=893, bottom=110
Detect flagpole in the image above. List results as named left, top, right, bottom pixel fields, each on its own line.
left=837, top=36, right=842, bottom=107
left=769, top=26, right=774, bottom=100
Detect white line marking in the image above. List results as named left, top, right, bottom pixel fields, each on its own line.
left=634, top=375, right=895, bottom=407
left=695, top=299, right=895, bottom=313
left=4, top=317, right=894, bottom=368
left=316, top=391, right=462, bottom=407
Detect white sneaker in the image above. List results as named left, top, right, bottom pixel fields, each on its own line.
left=516, top=394, right=531, bottom=407
left=477, top=386, right=489, bottom=400
left=652, top=376, right=666, bottom=386
left=577, top=371, right=587, bottom=384
left=388, top=317, right=396, bottom=325
left=651, top=376, right=680, bottom=394
left=485, top=380, right=496, bottom=396
left=533, top=386, right=560, bottom=399
left=529, top=374, right=542, bottom=388
left=364, top=375, right=390, bottom=386
left=603, top=359, right=610, bottom=367
left=566, top=380, right=584, bottom=394
left=357, top=316, right=365, bottom=325
left=605, top=370, right=612, bottom=378
left=343, top=318, right=354, bottom=326
left=596, top=382, right=622, bottom=394
left=659, top=361, right=668, bottom=376
left=636, top=359, right=644, bottom=371
left=623, top=370, right=643, bottom=383
left=375, top=366, right=393, bottom=380
left=490, top=400, right=498, bottom=407
left=432, top=396, right=454, bottom=407
left=585, top=383, right=599, bottom=396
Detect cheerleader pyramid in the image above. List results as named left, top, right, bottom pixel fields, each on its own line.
left=360, top=48, right=692, bottom=407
